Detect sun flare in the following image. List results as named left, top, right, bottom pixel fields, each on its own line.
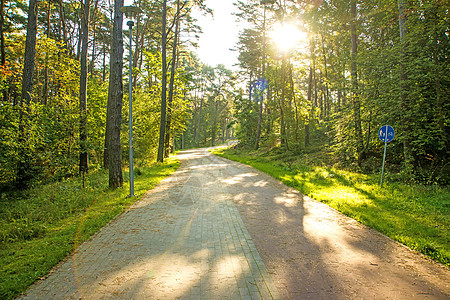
left=270, top=23, right=308, bottom=52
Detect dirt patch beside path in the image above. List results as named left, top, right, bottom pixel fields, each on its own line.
left=212, top=152, right=449, bottom=299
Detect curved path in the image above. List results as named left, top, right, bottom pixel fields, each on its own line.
left=20, top=149, right=449, bottom=299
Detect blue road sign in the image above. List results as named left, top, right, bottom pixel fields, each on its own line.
left=254, top=78, right=268, bottom=91
left=379, top=125, right=395, bottom=143
left=249, top=78, right=268, bottom=102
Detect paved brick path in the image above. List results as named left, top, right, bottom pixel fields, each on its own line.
left=19, top=149, right=281, bottom=300
left=19, top=148, right=450, bottom=299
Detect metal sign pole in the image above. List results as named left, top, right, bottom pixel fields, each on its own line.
left=380, top=127, right=388, bottom=186
left=128, top=21, right=134, bottom=197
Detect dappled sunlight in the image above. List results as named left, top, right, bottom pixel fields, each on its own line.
left=76, top=253, right=203, bottom=299
left=254, top=180, right=268, bottom=187
left=276, top=209, right=289, bottom=224
left=189, top=163, right=227, bottom=170
left=191, top=248, right=211, bottom=261
left=302, top=204, right=381, bottom=271
left=211, top=255, right=247, bottom=289
left=221, top=172, right=258, bottom=185
left=274, top=191, right=299, bottom=208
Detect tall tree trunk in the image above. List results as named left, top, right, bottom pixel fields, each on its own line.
left=280, top=57, right=288, bottom=150
left=102, top=45, right=107, bottom=82
left=398, top=0, right=413, bottom=170
left=17, top=0, right=38, bottom=186
left=305, top=36, right=316, bottom=147
left=0, top=0, right=5, bottom=66
left=195, top=90, right=203, bottom=146
left=43, top=1, right=51, bottom=106
left=304, top=65, right=313, bottom=147
left=164, top=0, right=180, bottom=158
left=255, top=4, right=267, bottom=150
left=321, top=34, right=330, bottom=118
left=431, top=7, right=445, bottom=152
left=192, top=88, right=198, bottom=144
left=21, top=0, right=38, bottom=106
left=58, top=0, right=68, bottom=48
left=0, top=0, right=5, bottom=102
left=350, top=0, right=363, bottom=165
left=105, top=0, right=124, bottom=188
left=289, top=63, right=299, bottom=144
left=79, top=0, right=90, bottom=175
left=157, top=0, right=167, bottom=162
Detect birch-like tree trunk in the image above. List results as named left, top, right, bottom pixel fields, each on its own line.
left=350, top=0, right=363, bottom=164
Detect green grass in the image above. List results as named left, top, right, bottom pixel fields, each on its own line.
left=0, top=158, right=180, bottom=300
left=211, top=147, right=450, bottom=266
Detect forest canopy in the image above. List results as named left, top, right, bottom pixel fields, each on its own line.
left=0, top=0, right=448, bottom=190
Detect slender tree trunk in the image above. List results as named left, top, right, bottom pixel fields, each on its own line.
left=351, top=0, right=363, bottom=165
left=157, top=0, right=167, bottom=162
left=89, top=0, right=99, bottom=77
left=432, top=9, right=445, bottom=150
left=0, top=0, right=5, bottom=66
left=21, top=0, right=38, bottom=106
left=58, top=0, right=68, bottom=48
left=79, top=0, right=90, bottom=175
left=17, top=0, right=38, bottom=186
left=305, top=65, right=313, bottom=147
left=318, top=70, right=323, bottom=120
left=195, top=92, right=203, bottom=146
left=192, top=89, right=198, bottom=144
left=305, top=36, right=315, bottom=147
left=398, top=0, right=413, bottom=169
left=321, top=34, right=330, bottom=118
left=289, top=64, right=299, bottom=144
left=255, top=4, right=267, bottom=150
left=102, top=45, right=107, bottom=82
left=43, top=1, right=51, bottom=105
left=105, top=0, right=124, bottom=188
left=164, top=0, right=180, bottom=158
left=0, top=0, right=5, bottom=102
left=280, top=57, right=288, bottom=150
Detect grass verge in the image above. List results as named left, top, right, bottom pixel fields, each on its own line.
left=0, top=158, right=180, bottom=300
left=211, top=147, right=449, bottom=266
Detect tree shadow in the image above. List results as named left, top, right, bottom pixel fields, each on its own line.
left=19, top=149, right=449, bottom=300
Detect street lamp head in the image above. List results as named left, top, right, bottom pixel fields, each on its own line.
left=120, top=6, right=142, bottom=20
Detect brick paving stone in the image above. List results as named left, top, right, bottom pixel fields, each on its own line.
left=19, top=149, right=281, bottom=300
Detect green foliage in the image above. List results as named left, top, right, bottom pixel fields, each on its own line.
left=0, top=158, right=180, bottom=300
left=234, top=94, right=259, bottom=146
left=182, top=62, right=237, bottom=148
left=212, top=147, right=450, bottom=266
left=232, top=0, right=449, bottom=183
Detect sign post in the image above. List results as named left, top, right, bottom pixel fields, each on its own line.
left=379, top=125, right=395, bottom=186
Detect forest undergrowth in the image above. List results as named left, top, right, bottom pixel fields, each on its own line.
left=0, top=158, right=180, bottom=300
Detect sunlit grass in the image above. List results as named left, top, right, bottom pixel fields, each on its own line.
left=0, top=158, right=180, bottom=300
left=211, top=147, right=449, bottom=266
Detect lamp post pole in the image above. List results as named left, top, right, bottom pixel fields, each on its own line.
left=127, top=19, right=134, bottom=197
left=120, top=6, right=141, bottom=197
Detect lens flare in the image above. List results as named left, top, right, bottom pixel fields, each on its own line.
left=270, top=23, right=308, bottom=52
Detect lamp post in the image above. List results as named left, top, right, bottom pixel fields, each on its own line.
left=120, top=5, right=142, bottom=197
